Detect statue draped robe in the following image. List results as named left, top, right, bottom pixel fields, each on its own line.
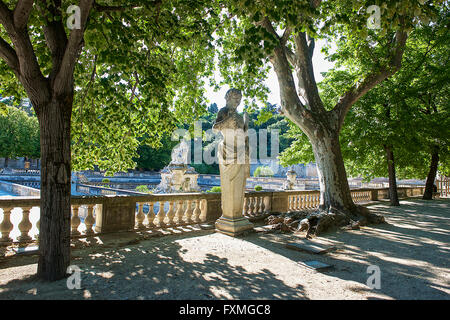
left=213, top=107, right=250, bottom=220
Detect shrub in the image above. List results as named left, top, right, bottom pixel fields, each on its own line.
left=102, top=178, right=110, bottom=183
left=135, top=185, right=150, bottom=193
left=253, top=166, right=274, bottom=177
left=207, top=186, right=221, bottom=193
left=254, top=185, right=263, bottom=191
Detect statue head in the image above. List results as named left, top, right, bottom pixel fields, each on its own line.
left=225, top=88, right=242, bottom=110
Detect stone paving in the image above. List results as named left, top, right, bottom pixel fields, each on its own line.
left=0, top=198, right=448, bottom=300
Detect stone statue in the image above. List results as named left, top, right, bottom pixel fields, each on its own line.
left=283, top=169, right=297, bottom=190
left=212, top=88, right=253, bottom=236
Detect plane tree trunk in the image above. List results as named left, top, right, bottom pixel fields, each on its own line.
left=423, top=146, right=439, bottom=200
left=259, top=16, right=407, bottom=236
left=384, top=145, right=400, bottom=206
left=36, top=95, right=73, bottom=280
left=0, top=0, right=94, bottom=280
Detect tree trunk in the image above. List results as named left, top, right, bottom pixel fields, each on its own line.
left=298, top=130, right=385, bottom=236
left=36, top=95, right=72, bottom=281
left=4, top=157, right=8, bottom=168
left=423, top=146, right=439, bottom=200
left=312, top=132, right=355, bottom=212
left=384, top=145, right=400, bottom=206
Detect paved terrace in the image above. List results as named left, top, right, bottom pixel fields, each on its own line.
left=0, top=198, right=448, bottom=300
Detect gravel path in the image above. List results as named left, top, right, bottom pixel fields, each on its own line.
left=0, top=198, right=449, bottom=300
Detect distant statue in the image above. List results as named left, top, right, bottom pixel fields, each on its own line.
left=213, top=88, right=253, bottom=236
left=182, top=177, right=191, bottom=192
left=283, top=169, right=297, bottom=190
left=170, top=139, right=190, bottom=166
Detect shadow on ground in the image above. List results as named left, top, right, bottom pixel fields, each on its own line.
left=0, top=198, right=448, bottom=300
left=0, top=231, right=305, bottom=300
left=243, top=198, right=450, bottom=300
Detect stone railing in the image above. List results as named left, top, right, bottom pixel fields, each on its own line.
left=0, top=186, right=425, bottom=247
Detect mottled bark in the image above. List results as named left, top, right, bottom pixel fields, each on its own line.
left=259, top=16, right=406, bottom=236
left=423, top=146, right=439, bottom=200
left=311, top=131, right=355, bottom=212
left=36, top=96, right=73, bottom=281
left=0, top=0, right=94, bottom=280
left=384, top=145, right=400, bottom=206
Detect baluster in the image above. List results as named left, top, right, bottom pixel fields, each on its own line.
left=35, top=215, right=40, bottom=242
left=84, top=205, right=95, bottom=235
left=0, top=207, right=14, bottom=244
left=263, top=196, right=271, bottom=214
left=249, top=197, right=255, bottom=216
left=71, top=205, right=81, bottom=236
left=174, top=200, right=184, bottom=225
left=243, top=197, right=249, bottom=216
left=18, top=207, right=33, bottom=242
left=157, top=201, right=165, bottom=227
left=166, top=201, right=175, bottom=226
left=199, top=199, right=207, bottom=222
left=136, top=203, right=146, bottom=229
left=184, top=200, right=193, bottom=224
left=258, top=197, right=264, bottom=214
left=192, top=199, right=202, bottom=223
left=254, top=197, right=261, bottom=216
left=146, top=202, right=156, bottom=228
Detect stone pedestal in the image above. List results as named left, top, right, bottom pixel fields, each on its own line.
left=215, top=216, right=254, bottom=237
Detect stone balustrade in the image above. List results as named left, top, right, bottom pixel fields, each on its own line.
left=0, top=186, right=425, bottom=246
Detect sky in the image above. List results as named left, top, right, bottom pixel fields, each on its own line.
left=204, top=39, right=335, bottom=109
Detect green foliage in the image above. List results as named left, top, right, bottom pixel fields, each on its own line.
left=101, top=178, right=110, bottom=184
left=1, top=0, right=221, bottom=176
left=253, top=166, right=274, bottom=177
left=254, top=185, right=263, bottom=191
left=207, top=186, right=221, bottom=193
left=135, top=185, right=151, bottom=193
left=134, top=135, right=178, bottom=171
left=0, top=106, right=40, bottom=160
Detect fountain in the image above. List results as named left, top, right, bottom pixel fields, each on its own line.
left=155, top=140, right=199, bottom=193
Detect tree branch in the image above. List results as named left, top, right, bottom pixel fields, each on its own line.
left=0, top=35, right=19, bottom=72
left=332, top=30, right=408, bottom=131
left=13, top=0, right=34, bottom=29
left=53, top=0, right=94, bottom=94
left=0, top=1, right=14, bottom=31
left=293, top=31, right=324, bottom=112
left=281, top=27, right=291, bottom=46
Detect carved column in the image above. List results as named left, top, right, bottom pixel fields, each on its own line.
left=71, top=205, right=81, bottom=236
left=18, top=207, right=33, bottom=242
left=146, top=202, right=156, bottom=228
left=136, top=203, right=146, bottom=229
left=0, top=207, right=14, bottom=244
left=84, top=205, right=95, bottom=235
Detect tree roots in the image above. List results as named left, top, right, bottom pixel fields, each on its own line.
left=267, top=205, right=386, bottom=239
